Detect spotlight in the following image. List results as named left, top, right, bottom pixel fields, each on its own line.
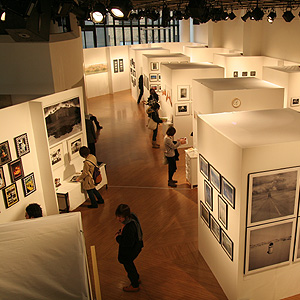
left=90, top=3, right=106, bottom=23
left=0, top=11, right=5, bottom=21
left=228, top=11, right=236, bottom=20
left=282, top=8, right=294, bottom=22
left=109, top=0, right=133, bottom=20
left=162, top=6, right=171, bottom=27
left=173, top=9, right=183, bottom=20
left=267, top=10, right=276, bottom=23
left=137, top=10, right=145, bottom=20
left=241, top=10, right=250, bottom=22
left=251, top=6, right=264, bottom=21
left=146, top=9, right=159, bottom=21
left=187, top=0, right=210, bottom=23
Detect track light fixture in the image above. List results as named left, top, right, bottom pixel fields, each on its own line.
left=109, top=0, right=133, bottom=20
left=0, top=10, right=5, bottom=21
left=251, top=6, right=264, bottom=21
left=241, top=10, right=250, bottom=22
left=90, top=3, right=106, bottom=24
left=228, top=11, right=236, bottom=20
left=162, top=6, right=171, bottom=27
left=267, top=10, right=276, bottom=23
left=282, top=8, right=294, bottom=22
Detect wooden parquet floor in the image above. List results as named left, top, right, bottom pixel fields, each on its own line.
left=75, top=90, right=300, bottom=300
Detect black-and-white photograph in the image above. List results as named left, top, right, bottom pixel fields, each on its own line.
left=175, top=103, right=190, bottom=116
left=221, top=176, right=235, bottom=209
left=204, top=180, right=213, bottom=211
left=242, top=71, right=248, bottom=76
left=245, top=219, right=295, bottom=274
left=14, top=133, right=30, bottom=157
left=250, top=70, right=256, bottom=76
left=200, top=201, right=210, bottom=227
left=113, top=59, right=118, bottom=73
left=177, top=85, right=190, bottom=101
left=218, top=195, right=228, bottom=229
left=44, top=97, right=82, bottom=146
left=233, top=71, right=238, bottom=77
left=119, top=58, right=124, bottom=72
left=210, top=215, right=221, bottom=243
left=50, top=144, right=64, bottom=169
left=221, top=230, right=233, bottom=261
left=294, top=218, right=300, bottom=261
left=209, top=165, right=221, bottom=192
left=199, top=154, right=209, bottom=179
left=247, top=167, right=299, bottom=226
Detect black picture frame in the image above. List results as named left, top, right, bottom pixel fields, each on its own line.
left=210, top=214, right=221, bottom=243
left=8, top=158, right=24, bottom=182
left=221, top=229, right=233, bottom=261
left=221, top=176, right=235, bottom=209
left=204, top=180, right=213, bottom=211
left=3, top=182, right=19, bottom=208
left=14, top=133, right=30, bottom=157
left=199, top=154, right=209, bottom=179
left=113, top=59, right=118, bottom=73
left=119, top=58, right=124, bottom=72
left=0, top=140, right=12, bottom=166
left=22, top=172, right=36, bottom=197
left=209, top=164, right=221, bottom=193
left=200, top=201, right=210, bottom=227
left=0, top=166, right=6, bottom=190
left=218, top=195, right=228, bottom=230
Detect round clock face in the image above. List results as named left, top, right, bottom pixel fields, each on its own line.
left=232, top=98, right=241, bottom=108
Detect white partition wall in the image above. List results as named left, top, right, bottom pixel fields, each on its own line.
left=160, top=63, right=224, bottom=147
left=192, top=77, right=284, bottom=148
left=197, top=108, right=300, bottom=300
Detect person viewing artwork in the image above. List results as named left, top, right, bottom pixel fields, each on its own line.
left=25, top=203, right=43, bottom=219
left=164, top=126, right=186, bottom=187
left=145, top=88, right=159, bottom=107
left=115, top=204, right=143, bottom=292
left=76, top=146, right=104, bottom=208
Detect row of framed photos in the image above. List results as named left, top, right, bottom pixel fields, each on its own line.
left=200, top=201, right=233, bottom=260
left=149, top=73, right=161, bottom=82
left=199, top=154, right=235, bottom=209
left=113, top=58, right=124, bottom=73
left=233, top=70, right=256, bottom=77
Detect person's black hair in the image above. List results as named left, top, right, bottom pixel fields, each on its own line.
left=115, top=204, right=131, bottom=218
left=26, top=203, right=43, bottom=218
left=79, top=146, right=90, bottom=158
left=166, top=126, right=176, bottom=136
left=152, top=102, right=160, bottom=110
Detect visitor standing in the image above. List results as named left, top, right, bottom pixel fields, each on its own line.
left=147, top=102, right=165, bottom=148
left=137, top=75, right=144, bottom=104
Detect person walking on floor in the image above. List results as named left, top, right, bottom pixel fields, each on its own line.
left=115, top=204, right=143, bottom=292
left=147, top=102, right=165, bottom=148
left=137, top=75, right=144, bottom=104
left=164, top=126, right=186, bottom=187
left=76, top=146, right=104, bottom=208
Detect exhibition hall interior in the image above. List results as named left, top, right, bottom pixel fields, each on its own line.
left=2, top=0, right=300, bottom=299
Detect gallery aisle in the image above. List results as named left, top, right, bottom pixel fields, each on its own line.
left=75, top=90, right=226, bottom=300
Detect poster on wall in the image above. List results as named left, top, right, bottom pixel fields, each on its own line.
left=245, top=219, right=295, bottom=274
left=0, top=141, right=12, bottom=166
left=22, top=172, right=36, bottom=197
left=50, top=143, right=64, bottom=169
left=67, top=134, right=83, bottom=160
left=44, top=97, right=82, bottom=147
left=84, top=63, right=108, bottom=75
left=14, top=133, right=30, bottom=157
left=247, top=167, right=300, bottom=227
left=8, top=158, right=24, bottom=182
left=113, top=59, right=118, bottom=73
left=3, top=183, right=19, bottom=208
left=119, top=59, right=124, bottom=72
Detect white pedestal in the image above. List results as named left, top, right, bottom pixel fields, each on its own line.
left=185, top=148, right=198, bottom=188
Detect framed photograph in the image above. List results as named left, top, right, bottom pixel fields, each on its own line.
left=221, top=176, right=235, bottom=209
left=0, top=141, right=12, bottom=166
left=221, top=229, right=233, bottom=261
left=199, top=154, right=209, bottom=179
left=175, top=103, right=190, bottom=116
left=14, top=133, right=30, bottom=157
left=8, top=158, right=24, bottom=182
left=151, top=62, right=159, bottom=71
left=50, top=143, right=64, bottom=169
left=177, top=85, right=190, bottom=101
left=250, top=70, right=256, bottom=76
left=209, top=165, right=221, bottom=192
left=294, top=217, right=300, bottom=261
left=218, top=195, right=228, bottom=230
left=113, top=59, right=118, bottom=73
left=245, top=219, right=295, bottom=274
left=3, top=183, right=19, bottom=208
left=22, top=172, right=36, bottom=197
left=133, top=78, right=136, bottom=87
left=247, top=167, right=300, bottom=227
left=44, top=97, right=82, bottom=147
left=290, top=97, right=300, bottom=107
left=200, top=201, right=210, bottom=227
left=67, top=133, right=83, bottom=160
left=157, top=85, right=162, bottom=92
left=133, top=70, right=136, bottom=77
left=210, top=214, right=221, bottom=243
left=242, top=71, right=248, bottom=77
left=233, top=71, right=238, bottom=77
left=118, top=58, right=124, bottom=72
left=204, top=180, right=213, bottom=211
left=149, top=73, right=158, bottom=82
left=158, top=73, right=161, bottom=81
left=150, top=84, right=158, bottom=91
left=130, top=58, right=133, bottom=66
left=0, top=166, right=6, bottom=190
left=84, top=63, right=108, bottom=75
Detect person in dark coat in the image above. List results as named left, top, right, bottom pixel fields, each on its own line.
left=146, top=102, right=164, bottom=148
left=115, top=204, right=143, bottom=292
left=146, top=88, right=159, bottom=106
left=137, top=75, right=144, bottom=104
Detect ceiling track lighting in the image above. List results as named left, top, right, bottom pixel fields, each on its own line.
left=282, top=7, right=295, bottom=22
left=228, top=11, right=236, bottom=20
left=108, top=0, right=133, bottom=20
left=251, top=6, right=264, bottom=21
left=90, top=3, right=106, bottom=24
left=162, top=5, right=171, bottom=27
left=267, top=10, right=276, bottom=23
left=241, top=10, right=250, bottom=22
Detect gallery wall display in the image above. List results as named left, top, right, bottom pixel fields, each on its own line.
left=250, top=71, right=256, bottom=76
left=0, top=141, right=12, bottom=166
left=2, top=183, right=19, bottom=208
left=8, top=158, right=24, bottom=182
left=84, top=63, right=108, bottom=75
left=44, top=97, right=82, bottom=147
left=50, top=143, right=64, bottom=169
left=113, top=59, right=118, bottom=73
left=0, top=166, right=5, bottom=190
left=14, top=133, right=30, bottom=157
left=200, top=201, right=210, bottom=227
left=119, top=59, right=124, bottom=72
left=294, top=218, right=300, bottom=261
left=175, top=103, right=190, bottom=116
left=242, top=71, right=248, bottom=77
left=22, top=172, right=36, bottom=197
left=67, top=133, right=83, bottom=160
left=177, top=85, right=190, bottom=101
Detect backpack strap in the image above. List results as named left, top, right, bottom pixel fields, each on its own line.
left=86, top=160, right=97, bottom=167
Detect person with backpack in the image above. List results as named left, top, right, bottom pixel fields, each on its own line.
left=115, top=204, right=143, bottom=292
left=76, top=146, right=104, bottom=208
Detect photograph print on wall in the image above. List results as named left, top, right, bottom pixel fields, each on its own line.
left=119, top=59, right=124, bottom=72
left=67, top=134, right=83, bottom=160
left=14, top=133, right=30, bottom=157
left=8, top=158, right=24, bottom=182
left=177, top=85, right=190, bottom=101
left=247, top=167, right=300, bottom=227
left=3, top=183, right=19, bottom=208
left=221, top=176, right=235, bottom=209
left=175, top=103, right=190, bottom=116
left=199, top=154, right=209, bottom=179
left=0, top=141, right=12, bottom=166
left=209, top=165, right=221, bottom=192
left=151, top=62, right=159, bottom=71
left=210, top=214, right=221, bottom=243
left=44, top=97, right=82, bottom=147
left=22, top=172, right=36, bottom=197
left=113, top=59, right=118, bottom=73
left=221, top=229, right=233, bottom=261
left=200, top=201, right=210, bottom=227
left=0, top=166, right=6, bottom=190
left=204, top=180, right=213, bottom=211
left=50, top=143, right=64, bottom=169
left=218, top=195, right=228, bottom=229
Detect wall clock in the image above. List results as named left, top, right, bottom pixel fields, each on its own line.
left=232, top=98, right=241, bottom=108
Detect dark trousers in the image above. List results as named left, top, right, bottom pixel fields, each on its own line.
left=87, top=188, right=103, bottom=206
left=137, top=89, right=144, bottom=104
left=88, top=142, right=96, bottom=156
left=152, top=127, right=158, bottom=141
left=123, top=259, right=140, bottom=288
left=167, top=156, right=177, bottom=181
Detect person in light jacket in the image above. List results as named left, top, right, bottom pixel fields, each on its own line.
left=164, top=126, right=186, bottom=187
left=76, top=146, right=104, bottom=208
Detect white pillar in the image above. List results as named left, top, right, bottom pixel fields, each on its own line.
left=179, top=19, right=191, bottom=42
